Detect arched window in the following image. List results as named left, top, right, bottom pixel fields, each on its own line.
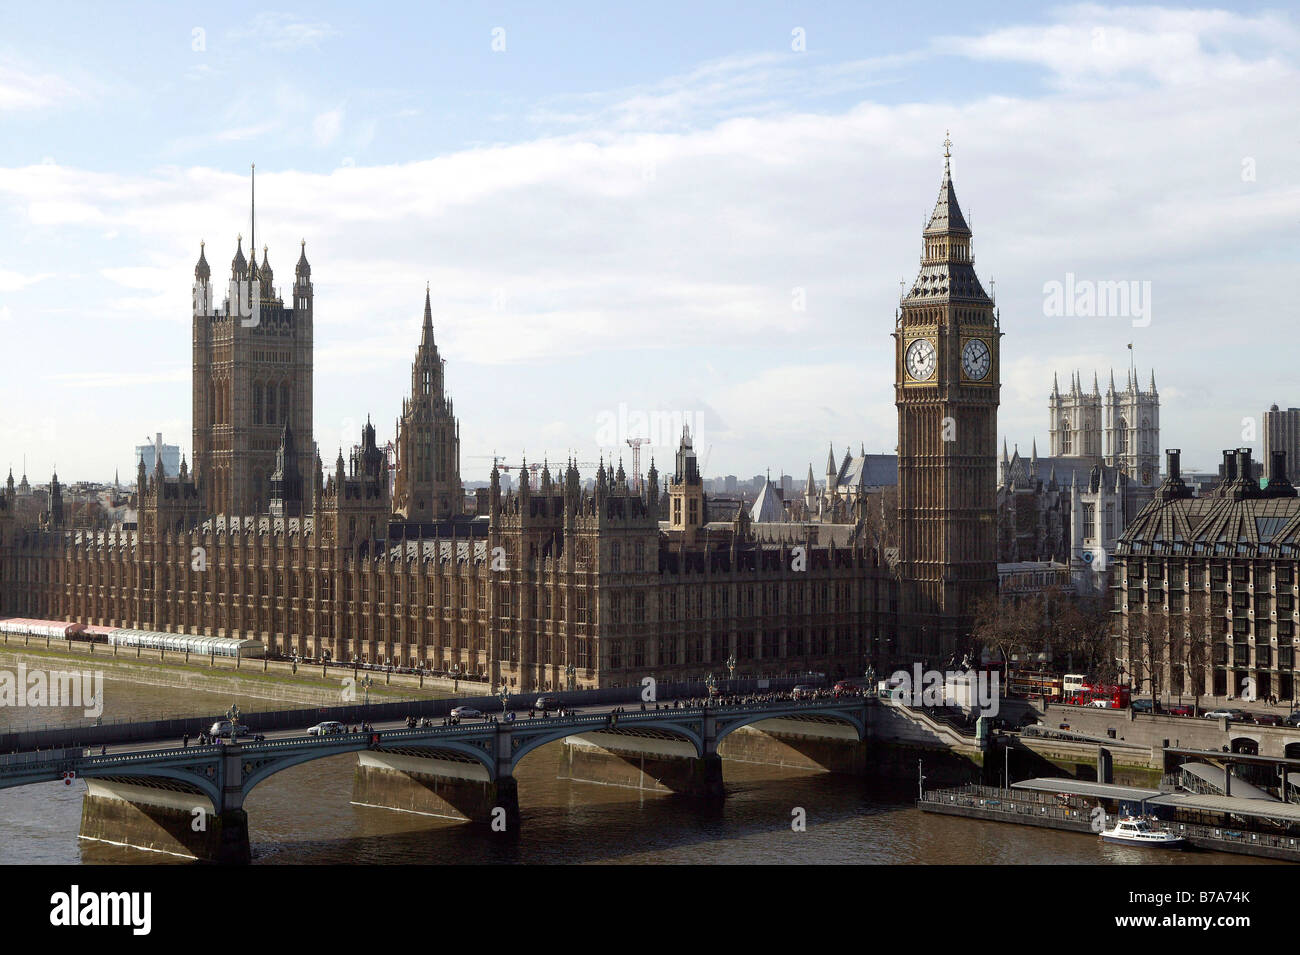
left=281, top=382, right=290, bottom=424
left=253, top=383, right=263, bottom=425
left=266, top=384, right=276, bottom=425
left=1117, top=417, right=1129, bottom=455
left=1060, top=418, right=1072, bottom=455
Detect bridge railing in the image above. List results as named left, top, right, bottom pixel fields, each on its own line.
left=0, top=675, right=824, bottom=753
left=0, top=698, right=870, bottom=784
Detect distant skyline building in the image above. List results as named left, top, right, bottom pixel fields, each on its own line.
left=133, top=433, right=180, bottom=481
left=1263, top=405, right=1300, bottom=485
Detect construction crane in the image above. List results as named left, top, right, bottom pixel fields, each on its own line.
left=625, top=438, right=649, bottom=494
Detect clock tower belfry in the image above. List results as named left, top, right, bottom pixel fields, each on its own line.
left=893, top=135, right=1000, bottom=663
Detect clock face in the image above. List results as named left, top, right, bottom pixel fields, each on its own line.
left=961, top=338, right=991, bottom=380
left=905, top=338, right=937, bottom=381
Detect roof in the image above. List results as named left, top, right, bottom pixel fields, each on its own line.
left=1178, top=762, right=1278, bottom=801
left=923, top=159, right=970, bottom=235
left=1117, top=493, right=1300, bottom=558
left=905, top=261, right=991, bottom=304
left=836, top=453, right=898, bottom=489
left=1147, top=792, right=1300, bottom=824
left=1012, top=778, right=1164, bottom=802
left=1002, top=451, right=1126, bottom=491
left=750, top=478, right=786, bottom=523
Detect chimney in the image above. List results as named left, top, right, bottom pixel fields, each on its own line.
left=1159, top=448, right=1193, bottom=501
left=1265, top=450, right=1297, bottom=498
left=1223, top=450, right=1237, bottom=482
left=1238, top=448, right=1254, bottom=486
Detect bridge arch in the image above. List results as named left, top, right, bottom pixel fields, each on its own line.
left=507, top=719, right=706, bottom=772
left=240, top=737, right=498, bottom=797
left=78, top=766, right=222, bottom=807
left=1229, top=735, right=1260, bottom=755
left=713, top=707, right=866, bottom=747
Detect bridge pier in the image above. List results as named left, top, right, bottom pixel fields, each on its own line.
left=79, top=779, right=249, bottom=864
left=352, top=751, right=518, bottom=830
left=560, top=734, right=724, bottom=797
left=716, top=721, right=868, bottom=775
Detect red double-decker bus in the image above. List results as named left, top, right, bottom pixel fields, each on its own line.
left=1065, top=680, right=1130, bottom=709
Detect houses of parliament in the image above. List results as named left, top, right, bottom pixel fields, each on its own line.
left=0, top=146, right=999, bottom=691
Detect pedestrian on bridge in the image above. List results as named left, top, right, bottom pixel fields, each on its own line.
left=183, top=733, right=189, bottom=748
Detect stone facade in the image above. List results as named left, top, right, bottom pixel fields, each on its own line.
left=894, top=141, right=1000, bottom=659
left=1113, top=448, right=1300, bottom=701
left=191, top=237, right=315, bottom=517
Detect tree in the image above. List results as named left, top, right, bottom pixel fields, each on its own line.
left=1181, top=590, right=1211, bottom=713
left=1134, top=607, right=1172, bottom=706
left=972, top=590, right=1051, bottom=688
left=1050, top=593, right=1116, bottom=683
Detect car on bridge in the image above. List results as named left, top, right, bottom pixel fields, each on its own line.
left=534, top=695, right=561, bottom=710
left=307, top=721, right=347, bottom=736
left=209, top=720, right=265, bottom=741
left=1202, top=708, right=1247, bottom=721
left=450, top=706, right=482, bottom=720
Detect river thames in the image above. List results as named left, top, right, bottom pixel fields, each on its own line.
left=0, top=677, right=1281, bottom=865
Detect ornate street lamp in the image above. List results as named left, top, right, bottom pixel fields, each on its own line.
left=725, top=654, right=736, bottom=688
left=705, top=672, right=717, bottom=701
left=565, top=663, right=576, bottom=692
left=360, top=675, right=373, bottom=706
left=499, top=685, right=510, bottom=716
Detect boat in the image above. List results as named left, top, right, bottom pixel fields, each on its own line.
left=1100, top=816, right=1188, bottom=850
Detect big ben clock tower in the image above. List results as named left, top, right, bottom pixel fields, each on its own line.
left=894, top=135, right=1000, bottom=663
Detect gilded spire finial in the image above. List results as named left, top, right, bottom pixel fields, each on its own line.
left=943, top=130, right=951, bottom=159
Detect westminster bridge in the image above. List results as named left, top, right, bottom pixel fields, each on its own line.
left=0, top=694, right=876, bottom=862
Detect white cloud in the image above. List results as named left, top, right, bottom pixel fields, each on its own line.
left=0, top=61, right=81, bottom=110
left=313, top=105, right=344, bottom=147
left=1, top=5, right=1296, bottom=479
left=231, top=13, right=339, bottom=52
left=0, top=270, right=54, bottom=291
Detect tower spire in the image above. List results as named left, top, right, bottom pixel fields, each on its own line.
left=250, top=163, right=256, bottom=259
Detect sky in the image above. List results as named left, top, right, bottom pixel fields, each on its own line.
left=1, top=1, right=1297, bottom=486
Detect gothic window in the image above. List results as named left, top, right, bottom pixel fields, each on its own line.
left=1117, top=417, right=1129, bottom=456
left=1060, top=417, right=1072, bottom=455
left=281, top=383, right=291, bottom=424
left=253, top=384, right=263, bottom=425
left=266, top=385, right=276, bottom=426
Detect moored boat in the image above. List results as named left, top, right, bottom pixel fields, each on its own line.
left=1100, top=816, right=1188, bottom=850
